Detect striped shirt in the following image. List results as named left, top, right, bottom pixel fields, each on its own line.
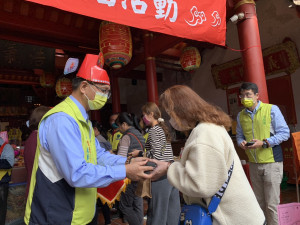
left=145, top=125, right=174, bottom=161
left=117, top=135, right=130, bottom=157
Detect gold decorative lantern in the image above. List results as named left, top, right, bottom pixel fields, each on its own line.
left=99, top=21, right=132, bottom=69
left=55, top=77, right=72, bottom=98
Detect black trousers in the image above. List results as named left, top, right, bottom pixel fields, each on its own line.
left=88, top=199, right=111, bottom=225
left=119, top=182, right=143, bottom=225
left=0, top=183, right=9, bottom=225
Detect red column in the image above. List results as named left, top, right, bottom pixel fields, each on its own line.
left=90, top=110, right=101, bottom=122
left=235, top=0, right=269, bottom=103
left=111, top=75, right=121, bottom=113
left=144, top=31, right=159, bottom=104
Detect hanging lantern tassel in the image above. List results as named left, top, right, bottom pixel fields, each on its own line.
left=56, top=77, right=72, bottom=98
left=99, top=21, right=132, bottom=69
left=180, top=47, right=201, bottom=72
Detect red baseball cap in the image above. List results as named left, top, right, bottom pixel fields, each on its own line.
left=77, top=54, right=110, bottom=85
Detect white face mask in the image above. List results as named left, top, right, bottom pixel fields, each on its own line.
left=84, top=85, right=108, bottom=110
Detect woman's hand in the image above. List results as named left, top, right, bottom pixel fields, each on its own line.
left=130, top=149, right=143, bottom=157
left=148, top=159, right=169, bottom=181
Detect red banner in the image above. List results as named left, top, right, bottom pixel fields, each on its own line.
left=26, top=0, right=226, bottom=46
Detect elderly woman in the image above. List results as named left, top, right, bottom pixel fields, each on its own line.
left=150, top=85, right=266, bottom=225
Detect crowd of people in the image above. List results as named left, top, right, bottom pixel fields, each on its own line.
left=0, top=53, right=290, bottom=225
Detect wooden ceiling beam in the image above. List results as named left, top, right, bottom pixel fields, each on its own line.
left=0, top=9, right=99, bottom=48
left=112, top=52, right=145, bottom=78
left=0, top=30, right=98, bottom=54
left=117, top=70, right=162, bottom=81
left=149, top=34, right=183, bottom=57
left=114, top=33, right=183, bottom=77
left=0, top=79, right=39, bottom=85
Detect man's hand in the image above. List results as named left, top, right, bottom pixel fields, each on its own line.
left=131, top=157, right=147, bottom=163
left=240, top=139, right=264, bottom=150
left=239, top=140, right=248, bottom=150
left=125, top=158, right=154, bottom=181
left=148, top=159, right=169, bottom=181
left=247, top=139, right=263, bottom=149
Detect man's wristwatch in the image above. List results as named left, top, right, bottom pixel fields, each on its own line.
left=262, top=140, right=268, bottom=149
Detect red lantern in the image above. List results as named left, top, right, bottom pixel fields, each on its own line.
left=180, top=47, right=201, bottom=72
left=40, top=72, right=55, bottom=87
left=99, top=21, right=132, bottom=69
left=56, top=77, right=72, bottom=98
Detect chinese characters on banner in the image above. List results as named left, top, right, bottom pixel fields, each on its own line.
left=25, top=0, right=226, bottom=46
left=212, top=39, right=300, bottom=89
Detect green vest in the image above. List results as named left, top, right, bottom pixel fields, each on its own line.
left=107, top=130, right=122, bottom=152
left=25, top=97, right=97, bottom=225
left=239, top=102, right=274, bottom=163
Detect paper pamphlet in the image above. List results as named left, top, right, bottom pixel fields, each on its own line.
left=278, top=203, right=300, bottom=225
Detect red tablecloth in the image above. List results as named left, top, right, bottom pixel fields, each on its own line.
left=97, top=178, right=129, bottom=208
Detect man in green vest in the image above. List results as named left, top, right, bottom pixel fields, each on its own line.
left=107, top=113, right=123, bottom=153
left=24, top=54, right=153, bottom=225
left=236, top=82, right=290, bottom=225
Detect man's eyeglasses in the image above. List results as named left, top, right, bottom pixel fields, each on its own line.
left=92, top=84, right=111, bottom=99
left=239, top=93, right=255, bottom=99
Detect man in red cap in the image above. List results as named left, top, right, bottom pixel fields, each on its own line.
left=24, top=54, right=153, bottom=225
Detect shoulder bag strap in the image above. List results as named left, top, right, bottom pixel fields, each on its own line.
left=0, top=142, right=8, bottom=156
left=207, top=160, right=234, bottom=215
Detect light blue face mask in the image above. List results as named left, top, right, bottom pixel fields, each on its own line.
left=26, top=120, right=30, bottom=128
left=111, top=123, right=119, bottom=129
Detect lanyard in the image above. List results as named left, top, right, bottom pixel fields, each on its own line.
left=207, top=160, right=234, bottom=215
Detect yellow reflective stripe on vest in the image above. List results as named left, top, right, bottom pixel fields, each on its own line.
left=143, top=133, right=149, bottom=143
left=108, top=130, right=122, bottom=151
left=239, top=102, right=274, bottom=163
left=0, top=169, right=11, bottom=180
left=24, top=97, right=97, bottom=225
